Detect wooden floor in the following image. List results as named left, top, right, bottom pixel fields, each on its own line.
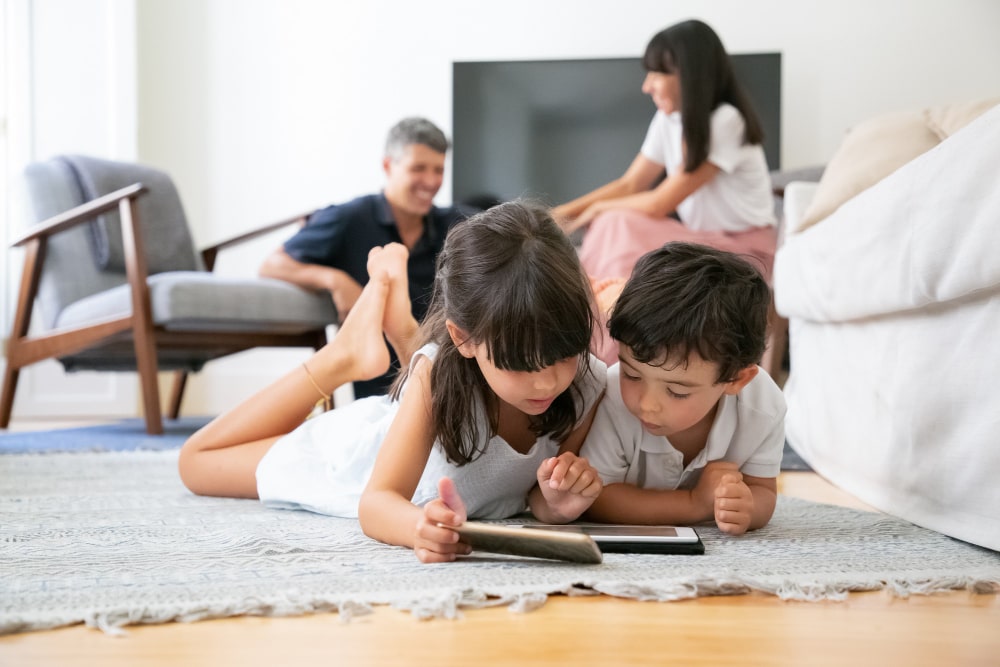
left=1, top=423, right=998, bottom=666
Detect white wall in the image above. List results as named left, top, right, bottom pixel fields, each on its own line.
left=1, top=0, right=141, bottom=418
left=135, top=0, right=1000, bottom=248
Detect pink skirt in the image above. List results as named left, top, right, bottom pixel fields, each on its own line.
left=580, top=208, right=777, bottom=365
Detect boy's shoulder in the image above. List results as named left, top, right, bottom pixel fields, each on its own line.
left=739, top=367, right=787, bottom=421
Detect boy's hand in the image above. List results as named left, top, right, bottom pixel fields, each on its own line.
left=413, top=477, right=471, bottom=563
left=714, top=474, right=754, bottom=536
left=692, top=460, right=741, bottom=517
left=536, top=452, right=603, bottom=522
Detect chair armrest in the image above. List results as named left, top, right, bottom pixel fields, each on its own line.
left=10, top=183, right=147, bottom=248
left=199, top=210, right=312, bottom=271
left=782, top=181, right=821, bottom=237
left=769, top=165, right=825, bottom=198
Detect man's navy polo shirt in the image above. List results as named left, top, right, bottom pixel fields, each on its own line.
left=283, top=193, right=464, bottom=397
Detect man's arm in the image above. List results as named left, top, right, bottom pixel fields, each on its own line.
left=260, top=247, right=362, bottom=321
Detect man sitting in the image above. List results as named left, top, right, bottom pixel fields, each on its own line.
left=261, top=117, right=466, bottom=398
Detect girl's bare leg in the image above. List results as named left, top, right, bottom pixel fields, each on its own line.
left=178, top=276, right=393, bottom=498
left=367, top=244, right=420, bottom=366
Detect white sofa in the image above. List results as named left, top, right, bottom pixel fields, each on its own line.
left=774, top=105, right=1000, bottom=552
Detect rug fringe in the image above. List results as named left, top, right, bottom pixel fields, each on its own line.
left=383, top=573, right=1000, bottom=622
left=8, top=573, right=997, bottom=636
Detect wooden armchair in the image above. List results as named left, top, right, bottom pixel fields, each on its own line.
left=1, top=155, right=337, bottom=434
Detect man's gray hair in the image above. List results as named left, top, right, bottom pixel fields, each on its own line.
left=385, top=117, right=450, bottom=159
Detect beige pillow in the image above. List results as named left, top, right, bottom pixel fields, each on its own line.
left=798, top=110, right=939, bottom=231
left=924, top=97, right=1000, bottom=140
left=797, top=99, right=999, bottom=232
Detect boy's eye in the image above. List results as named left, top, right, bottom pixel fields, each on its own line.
left=666, top=388, right=690, bottom=399
left=621, top=371, right=640, bottom=381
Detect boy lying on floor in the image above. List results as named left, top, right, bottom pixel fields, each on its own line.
left=581, top=242, right=787, bottom=535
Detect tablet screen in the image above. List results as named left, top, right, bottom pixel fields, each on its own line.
left=523, top=524, right=700, bottom=543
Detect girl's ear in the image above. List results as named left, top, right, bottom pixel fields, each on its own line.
left=722, top=365, right=758, bottom=395
left=445, top=320, right=476, bottom=358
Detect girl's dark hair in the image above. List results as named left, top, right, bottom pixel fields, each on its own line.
left=642, top=19, right=765, bottom=172
left=394, top=201, right=596, bottom=465
left=608, top=242, right=770, bottom=383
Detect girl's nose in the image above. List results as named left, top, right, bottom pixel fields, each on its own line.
left=532, top=367, right=559, bottom=393
left=641, top=72, right=654, bottom=94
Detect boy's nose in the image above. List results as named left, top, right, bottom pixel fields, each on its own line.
left=637, top=386, right=659, bottom=414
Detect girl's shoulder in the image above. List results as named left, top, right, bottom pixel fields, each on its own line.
left=711, top=102, right=746, bottom=128
left=396, top=342, right=439, bottom=398
left=412, top=341, right=439, bottom=362
left=574, top=354, right=609, bottom=413
left=585, top=353, right=608, bottom=378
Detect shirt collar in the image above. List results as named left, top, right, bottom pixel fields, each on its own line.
left=375, top=193, right=397, bottom=228
left=685, top=394, right=738, bottom=468
left=636, top=393, right=738, bottom=465
left=377, top=192, right=437, bottom=244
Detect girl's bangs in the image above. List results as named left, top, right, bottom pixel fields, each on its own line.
left=642, top=41, right=675, bottom=74
left=485, top=303, right=591, bottom=373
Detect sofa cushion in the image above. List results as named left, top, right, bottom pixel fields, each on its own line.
left=797, top=98, right=999, bottom=232
left=775, top=104, right=1000, bottom=323
left=55, top=272, right=338, bottom=333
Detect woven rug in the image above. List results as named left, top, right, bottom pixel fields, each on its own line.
left=2, top=450, right=996, bottom=636
left=0, top=419, right=814, bottom=469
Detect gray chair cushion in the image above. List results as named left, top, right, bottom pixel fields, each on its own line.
left=55, top=273, right=338, bottom=333
left=60, top=155, right=202, bottom=274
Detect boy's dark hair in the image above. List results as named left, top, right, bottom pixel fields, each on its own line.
left=608, top=242, right=770, bottom=383
left=396, top=200, right=595, bottom=465
left=642, top=19, right=765, bottom=172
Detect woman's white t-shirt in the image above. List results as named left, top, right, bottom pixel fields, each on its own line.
left=640, top=103, right=776, bottom=232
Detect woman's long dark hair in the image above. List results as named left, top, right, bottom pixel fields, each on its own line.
left=643, top=19, right=765, bottom=172
left=393, top=201, right=596, bottom=465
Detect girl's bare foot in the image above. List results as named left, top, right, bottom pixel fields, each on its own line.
left=592, top=277, right=627, bottom=317
left=368, top=244, right=419, bottom=363
left=309, top=275, right=392, bottom=386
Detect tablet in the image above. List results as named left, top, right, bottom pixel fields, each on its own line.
left=452, top=522, right=603, bottom=564
left=524, top=524, right=705, bottom=555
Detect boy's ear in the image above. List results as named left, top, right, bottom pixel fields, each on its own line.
left=445, top=320, right=476, bottom=358
left=722, top=365, right=758, bottom=395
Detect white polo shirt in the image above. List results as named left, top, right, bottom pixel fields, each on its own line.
left=580, top=363, right=787, bottom=490
left=640, top=103, right=776, bottom=233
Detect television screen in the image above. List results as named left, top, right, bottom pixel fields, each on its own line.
left=452, top=54, right=780, bottom=208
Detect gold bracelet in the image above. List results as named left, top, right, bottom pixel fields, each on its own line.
left=302, top=362, right=333, bottom=413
